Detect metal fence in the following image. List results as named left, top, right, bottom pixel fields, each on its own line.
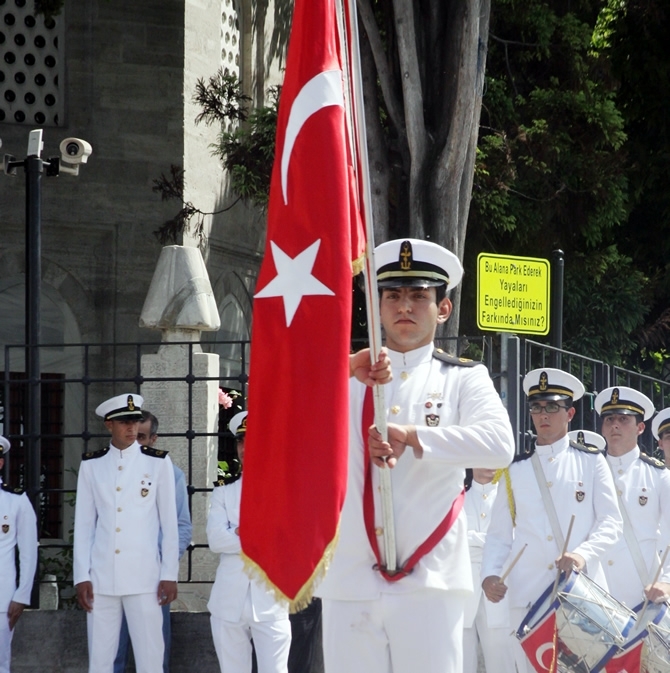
left=2, top=335, right=669, bottom=605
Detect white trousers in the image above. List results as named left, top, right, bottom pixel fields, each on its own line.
left=322, top=590, right=466, bottom=673
left=0, top=614, right=11, bottom=673
left=210, top=590, right=291, bottom=673
left=463, top=597, right=517, bottom=673
left=87, top=593, right=164, bottom=673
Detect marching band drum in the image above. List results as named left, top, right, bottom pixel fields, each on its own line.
left=516, top=570, right=670, bottom=673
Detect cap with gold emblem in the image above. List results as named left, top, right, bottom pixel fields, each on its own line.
left=652, top=408, right=670, bottom=440
left=95, top=393, right=144, bottom=421
left=0, top=436, right=9, bottom=454
left=229, top=411, right=248, bottom=439
left=568, top=430, right=606, bottom=452
left=523, top=368, right=585, bottom=402
left=374, top=239, right=463, bottom=290
left=594, top=386, right=654, bottom=421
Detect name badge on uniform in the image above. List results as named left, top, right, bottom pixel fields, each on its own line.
left=141, top=478, right=152, bottom=497
left=424, top=397, right=443, bottom=427
left=2, top=524, right=8, bottom=533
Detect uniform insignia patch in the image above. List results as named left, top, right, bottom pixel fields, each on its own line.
left=2, top=524, right=8, bottom=533
left=141, top=488, right=149, bottom=497
left=639, top=495, right=648, bottom=506
left=539, top=371, right=548, bottom=392
left=82, top=447, right=110, bottom=461
left=425, top=415, right=440, bottom=427
left=575, top=491, right=585, bottom=502
left=127, top=395, right=135, bottom=411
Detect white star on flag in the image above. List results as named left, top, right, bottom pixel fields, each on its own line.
left=254, top=239, right=334, bottom=326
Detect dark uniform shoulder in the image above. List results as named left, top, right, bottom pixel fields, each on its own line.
left=213, top=479, right=225, bottom=487
left=1, top=483, right=25, bottom=495
left=432, top=349, right=483, bottom=367
left=569, top=440, right=602, bottom=455
left=81, top=446, right=110, bottom=461
left=639, top=452, right=666, bottom=470
left=141, top=446, right=169, bottom=459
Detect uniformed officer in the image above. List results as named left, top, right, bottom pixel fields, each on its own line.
left=481, top=368, right=622, bottom=673
left=0, top=436, right=37, bottom=673
left=652, top=407, right=670, bottom=466
left=595, top=387, right=670, bottom=607
left=462, top=468, right=515, bottom=673
left=207, top=410, right=292, bottom=673
left=73, top=393, right=179, bottom=673
left=317, top=239, right=515, bottom=673
left=567, top=429, right=607, bottom=452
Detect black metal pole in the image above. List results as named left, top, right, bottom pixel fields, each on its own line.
left=551, top=249, right=564, bottom=367
left=25, top=155, right=42, bottom=529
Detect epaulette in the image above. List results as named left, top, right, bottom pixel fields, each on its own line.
left=569, top=440, right=601, bottom=455
left=141, top=446, right=169, bottom=459
left=433, top=349, right=483, bottom=367
left=640, top=452, right=666, bottom=470
left=81, top=447, right=110, bottom=461
left=213, top=479, right=225, bottom=487
left=513, top=449, right=534, bottom=463
left=1, top=483, right=25, bottom=495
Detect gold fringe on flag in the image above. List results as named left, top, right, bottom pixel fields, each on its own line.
left=352, top=252, right=365, bottom=276
left=241, top=522, right=340, bottom=614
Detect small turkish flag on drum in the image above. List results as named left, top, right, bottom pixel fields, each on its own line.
left=602, top=640, right=642, bottom=673
left=519, top=609, right=559, bottom=673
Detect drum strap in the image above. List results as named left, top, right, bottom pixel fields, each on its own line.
left=530, top=452, right=564, bottom=551
left=608, top=465, right=650, bottom=586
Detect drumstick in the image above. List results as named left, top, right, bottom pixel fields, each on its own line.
left=552, top=514, right=576, bottom=598
left=639, top=544, right=670, bottom=620
left=500, top=544, right=527, bottom=583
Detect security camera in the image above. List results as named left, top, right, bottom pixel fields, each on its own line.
left=59, top=137, right=92, bottom=165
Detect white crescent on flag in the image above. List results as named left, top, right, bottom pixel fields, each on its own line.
left=281, top=69, right=344, bottom=205
left=536, top=643, right=554, bottom=670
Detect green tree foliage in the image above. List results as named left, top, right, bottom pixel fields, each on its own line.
left=596, top=0, right=670, bottom=367
left=467, top=0, right=652, bottom=365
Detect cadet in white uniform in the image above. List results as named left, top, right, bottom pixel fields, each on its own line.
left=317, top=239, right=515, bottom=673
left=462, top=468, right=514, bottom=673
left=481, top=369, right=622, bottom=673
left=0, top=436, right=37, bottom=673
left=207, top=411, right=291, bottom=673
left=595, top=387, right=670, bottom=607
left=73, top=394, right=179, bottom=673
left=652, top=408, right=670, bottom=466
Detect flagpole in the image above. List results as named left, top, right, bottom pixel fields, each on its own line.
left=339, top=0, right=397, bottom=572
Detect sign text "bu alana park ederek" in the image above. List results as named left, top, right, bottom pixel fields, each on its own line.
left=477, top=253, right=550, bottom=335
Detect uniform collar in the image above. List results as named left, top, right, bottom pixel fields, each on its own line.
left=470, top=480, right=497, bottom=495
left=606, top=446, right=639, bottom=469
left=109, top=440, right=140, bottom=457
left=387, top=343, right=433, bottom=369
left=535, top=434, right=570, bottom=457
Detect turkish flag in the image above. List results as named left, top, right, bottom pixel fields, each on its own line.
left=239, top=0, right=365, bottom=608
left=602, top=641, right=642, bottom=673
left=519, top=609, right=559, bottom=673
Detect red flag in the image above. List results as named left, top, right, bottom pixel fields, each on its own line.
left=519, top=609, right=559, bottom=673
left=239, top=0, right=365, bottom=608
left=602, top=641, right=643, bottom=673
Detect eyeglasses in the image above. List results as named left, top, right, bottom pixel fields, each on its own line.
left=528, top=402, right=569, bottom=414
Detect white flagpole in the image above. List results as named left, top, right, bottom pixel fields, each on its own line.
left=338, top=0, right=397, bottom=572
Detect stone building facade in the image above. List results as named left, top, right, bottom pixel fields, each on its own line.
left=0, top=0, right=284, bottom=604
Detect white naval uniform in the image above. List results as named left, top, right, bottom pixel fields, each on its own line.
left=0, top=480, right=37, bottom=673
left=317, top=344, right=515, bottom=673
left=463, top=480, right=514, bottom=673
left=481, top=436, right=622, bottom=673
left=73, top=442, right=179, bottom=673
left=602, top=447, right=670, bottom=608
left=207, top=477, right=291, bottom=673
